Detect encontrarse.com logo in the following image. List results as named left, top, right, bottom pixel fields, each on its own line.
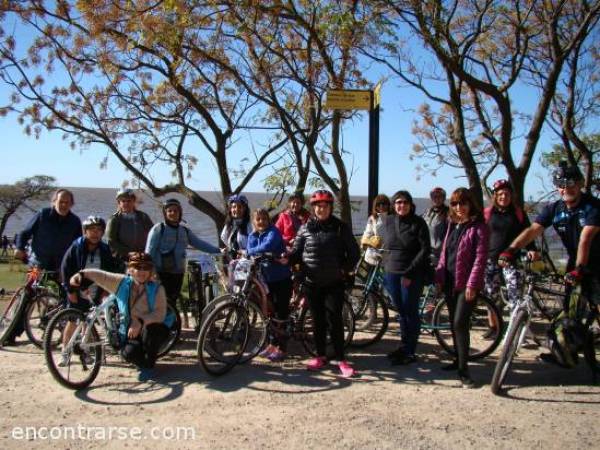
left=11, top=425, right=196, bottom=441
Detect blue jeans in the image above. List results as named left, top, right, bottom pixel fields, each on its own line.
left=384, top=272, right=425, bottom=356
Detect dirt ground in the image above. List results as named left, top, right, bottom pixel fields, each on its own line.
left=1, top=320, right=599, bottom=450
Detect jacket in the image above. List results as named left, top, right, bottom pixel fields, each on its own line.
left=435, top=219, right=489, bottom=291
left=60, top=236, right=119, bottom=295
left=422, top=205, right=449, bottom=265
left=247, top=225, right=291, bottom=283
left=380, top=213, right=431, bottom=278
left=17, top=207, right=82, bottom=271
left=275, top=209, right=310, bottom=246
left=220, top=221, right=253, bottom=254
left=288, top=215, right=360, bottom=286
left=360, top=214, right=387, bottom=247
left=145, top=222, right=220, bottom=273
left=106, top=209, right=153, bottom=260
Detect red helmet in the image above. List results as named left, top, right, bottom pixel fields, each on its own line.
left=309, top=189, right=334, bottom=205
left=492, top=179, right=512, bottom=192
left=430, top=187, right=446, bottom=198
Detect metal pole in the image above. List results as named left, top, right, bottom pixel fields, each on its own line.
left=368, top=90, right=380, bottom=216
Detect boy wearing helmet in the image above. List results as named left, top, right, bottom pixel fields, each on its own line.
left=145, top=198, right=220, bottom=307
left=500, top=162, right=600, bottom=310
left=106, top=188, right=153, bottom=264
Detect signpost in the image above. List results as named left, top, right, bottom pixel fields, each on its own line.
left=325, top=83, right=381, bottom=214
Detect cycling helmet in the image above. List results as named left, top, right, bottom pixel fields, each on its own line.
left=430, top=187, right=446, bottom=198
left=309, top=189, right=335, bottom=205
left=127, top=252, right=154, bottom=269
left=82, top=215, right=106, bottom=231
left=116, top=188, right=136, bottom=199
left=228, top=194, right=249, bottom=206
left=163, top=198, right=182, bottom=210
left=553, top=161, right=583, bottom=188
left=492, top=179, right=512, bottom=192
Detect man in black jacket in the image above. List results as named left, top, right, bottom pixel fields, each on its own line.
left=287, top=190, right=360, bottom=378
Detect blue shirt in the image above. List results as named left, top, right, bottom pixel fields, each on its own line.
left=247, top=225, right=291, bottom=283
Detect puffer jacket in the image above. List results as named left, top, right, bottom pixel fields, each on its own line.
left=289, top=215, right=360, bottom=286
left=435, top=219, right=489, bottom=291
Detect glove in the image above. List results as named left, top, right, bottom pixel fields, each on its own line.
left=498, top=248, right=517, bottom=267
left=564, top=266, right=585, bottom=285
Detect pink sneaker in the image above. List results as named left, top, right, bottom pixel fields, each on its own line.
left=267, top=349, right=286, bottom=362
left=306, top=356, right=327, bottom=371
left=338, top=361, right=356, bottom=378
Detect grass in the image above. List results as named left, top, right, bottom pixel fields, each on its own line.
left=0, top=261, right=27, bottom=292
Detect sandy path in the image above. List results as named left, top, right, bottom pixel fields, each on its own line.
left=1, top=327, right=599, bottom=449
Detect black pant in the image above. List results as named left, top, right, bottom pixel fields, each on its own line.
left=121, top=323, right=169, bottom=369
left=158, top=272, right=184, bottom=307
left=267, top=278, right=292, bottom=348
left=445, top=288, right=475, bottom=375
left=304, top=282, right=346, bottom=361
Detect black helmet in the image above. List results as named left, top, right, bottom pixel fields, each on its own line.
left=82, top=215, right=106, bottom=232
left=162, top=198, right=182, bottom=222
left=553, top=161, right=583, bottom=188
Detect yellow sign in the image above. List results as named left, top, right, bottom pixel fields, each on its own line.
left=325, top=90, right=372, bottom=110
left=373, top=82, right=382, bottom=108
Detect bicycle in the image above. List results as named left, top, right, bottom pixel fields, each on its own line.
left=179, top=258, right=220, bottom=331
left=43, top=294, right=181, bottom=390
left=0, top=267, right=62, bottom=348
left=197, top=254, right=355, bottom=376
left=347, top=248, right=504, bottom=359
left=490, top=261, right=599, bottom=394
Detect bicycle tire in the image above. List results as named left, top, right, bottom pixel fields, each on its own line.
left=24, top=294, right=61, bottom=348
left=197, top=301, right=249, bottom=376
left=531, top=280, right=564, bottom=321
left=0, top=288, right=26, bottom=346
left=44, top=308, right=102, bottom=390
left=346, top=284, right=389, bottom=348
left=156, top=304, right=182, bottom=358
left=432, top=295, right=503, bottom=360
left=490, top=309, right=529, bottom=395
left=238, top=299, right=268, bottom=363
left=300, top=299, right=355, bottom=357
left=583, top=313, right=600, bottom=377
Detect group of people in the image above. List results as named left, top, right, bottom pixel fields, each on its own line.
left=5, top=160, right=599, bottom=386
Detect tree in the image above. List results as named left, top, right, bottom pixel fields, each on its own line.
left=0, top=175, right=56, bottom=237
left=370, top=0, right=600, bottom=206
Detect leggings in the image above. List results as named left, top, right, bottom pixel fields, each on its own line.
left=304, top=283, right=346, bottom=361
left=121, top=323, right=169, bottom=369
left=445, top=288, right=475, bottom=374
left=267, top=278, right=293, bottom=348
left=158, top=272, right=184, bottom=307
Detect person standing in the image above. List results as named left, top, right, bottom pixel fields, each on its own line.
left=361, top=194, right=391, bottom=249
left=286, top=190, right=360, bottom=377
left=381, top=191, right=431, bottom=365
left=106, top=188, right=153, bottom=266
left=145, top=198, right=219, bottom=307
left=275, top=193, right=310, bottom=250
left=423, top=187, right=449, bottom=268
left=435, top=188, right=489, bottom=388
left=220, top=194, right=253, bottom=260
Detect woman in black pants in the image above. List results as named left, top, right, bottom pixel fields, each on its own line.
left=286, top=190, right=360, bottom=377
left=435, top=188, right=489, bottom=388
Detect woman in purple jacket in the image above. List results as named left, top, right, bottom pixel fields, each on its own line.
left=435, top=188, right=489, bottom=388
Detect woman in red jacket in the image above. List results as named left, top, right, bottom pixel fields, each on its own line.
left=435, top=188, right=489, bottom=388
left=275, top=193, right=310, bottom=250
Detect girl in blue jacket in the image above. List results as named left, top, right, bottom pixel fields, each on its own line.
left=247, top=208, right=292, bottom=361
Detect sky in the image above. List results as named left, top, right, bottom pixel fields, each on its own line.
left=0, top=16, right=557, bottom=200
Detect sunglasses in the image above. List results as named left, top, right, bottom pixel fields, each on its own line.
left=450, top=200, right=468, bottom=207
left=130, top=264, right=153, bottom=271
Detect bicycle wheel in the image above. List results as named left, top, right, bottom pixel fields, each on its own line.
left=197, top=301, right=249, bottom=376
left=238, top=299, right=268, bottom=363
left=531, top=279, right=565, bottom=321
left=44, top=308, right=102, bottom=390
left=346, top=284, right=389, bottom=348
left=300, top=299, right=355, bottom=357
left=157, top=304, right=182, bottom=358
left=24, top=294, right=62, bottom=348
left=432, top=295, right=503, bottom=360
left=0, top=288, right=26, bottom=346
left=490, top=309, right=529, bottom=395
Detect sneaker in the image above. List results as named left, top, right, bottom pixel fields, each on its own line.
left=460, top=374, right=475, bottom=389
left=391, top=354, right=417, bottom=366
left=306, top=356, right=327, bottom=371
left=441, top=360, right=459, bottom=371
left=137, top=368, right=154, bottom=382
left=58, top=352, right=69, bottom=367
left=338, top=361, right=356, bottom=378
left=386, top=347, right=405, bottom=360
left=267, top=349, right=286, bottom=362
left=259, top=345, right=276, bottom=358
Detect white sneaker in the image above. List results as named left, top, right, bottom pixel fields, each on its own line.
left=58, top=352, right=69, bottom=367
